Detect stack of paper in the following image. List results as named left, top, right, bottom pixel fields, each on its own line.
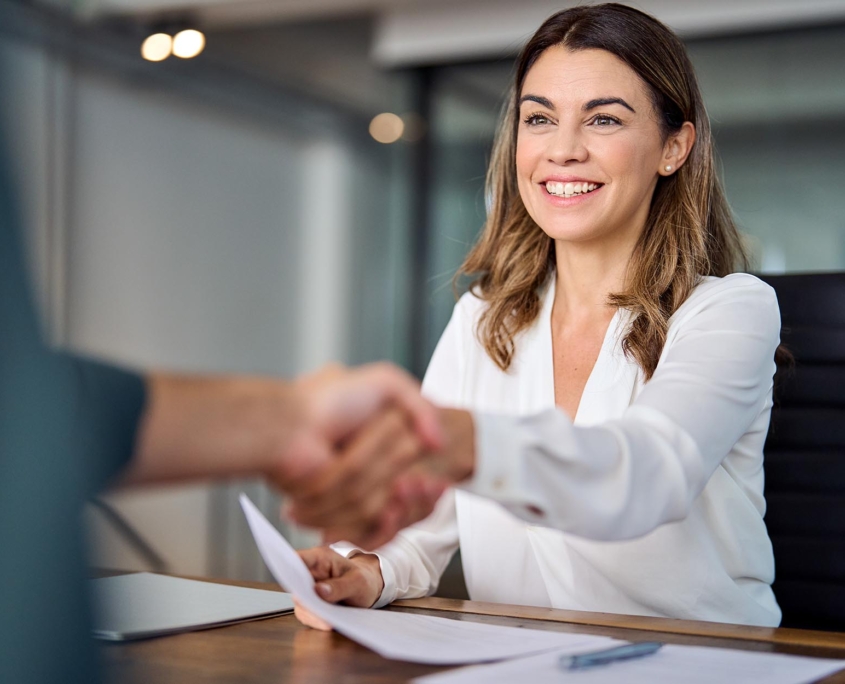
left=240, top=495, right=614, bottom=664
left=240, top=494, right=845, bottom=683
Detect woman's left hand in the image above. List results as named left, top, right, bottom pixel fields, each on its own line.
left=293, top=547, right=385, bottom=631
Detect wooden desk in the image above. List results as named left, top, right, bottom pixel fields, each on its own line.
left=100, top=578, right=845, bottom=683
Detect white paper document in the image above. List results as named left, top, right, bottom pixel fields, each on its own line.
left=414, top=643, right=845, bottom=684
left=239, top=494, right=615, bottom=665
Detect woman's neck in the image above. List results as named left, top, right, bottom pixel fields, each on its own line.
left=551, top=235, right=635, bottom=324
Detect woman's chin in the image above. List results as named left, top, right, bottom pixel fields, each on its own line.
left=537, top=224, right=612, bottom=244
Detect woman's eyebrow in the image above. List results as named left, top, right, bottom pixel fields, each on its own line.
left=584, top=97, right=635, bottom=113
left=518, top=94, right=554, bottom=109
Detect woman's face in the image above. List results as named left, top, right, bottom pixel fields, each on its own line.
left=516, top=46, right=680, bottom=247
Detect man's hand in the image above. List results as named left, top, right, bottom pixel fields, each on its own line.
left=269, top=363, right=444, bottom=490
left=301, top=363, right=443, bottom=449
left=286, top=407, right=476, bottom=549
left=284, top=405, right=446, bottom=549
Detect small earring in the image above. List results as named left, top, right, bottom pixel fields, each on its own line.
left=664, top=165, right=673, bottom=172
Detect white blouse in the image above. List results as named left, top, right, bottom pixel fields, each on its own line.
left=337, top=273, right=782, bottom=626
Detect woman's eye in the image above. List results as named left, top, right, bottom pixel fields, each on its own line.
left=523, top=113, right=552, bottom=126
left=591, top=114, right=620, bottom=127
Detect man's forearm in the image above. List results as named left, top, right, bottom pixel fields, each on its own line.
left=115, top=362, right=450, bottom=547
left=121, top=374, right=303, bottom=486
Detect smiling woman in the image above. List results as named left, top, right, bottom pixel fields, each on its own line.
left=464, top=6, right=741, bottom=379
left=294, top=3, right=785, bottom=630
left=509, top=45, right=699, bottom=417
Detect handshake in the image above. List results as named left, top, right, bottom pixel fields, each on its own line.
left=123, top=362, right=476, bottom=550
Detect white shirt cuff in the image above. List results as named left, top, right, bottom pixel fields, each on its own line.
left=458, top=411, right=550, bottom=524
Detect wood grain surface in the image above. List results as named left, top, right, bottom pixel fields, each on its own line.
left=98, top=575, right=845, bottom=684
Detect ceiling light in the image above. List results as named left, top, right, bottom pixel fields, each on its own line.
left=369, top=113, right=404, bottom=144
left=141, top=33, right=172, bottom=62
left=172, top=29, right=206, bottom=59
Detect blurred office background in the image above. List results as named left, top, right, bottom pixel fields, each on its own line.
left=1, top=0, right=844, bottom=586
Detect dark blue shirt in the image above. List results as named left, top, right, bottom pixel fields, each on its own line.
left=0, top=113, right=146, bottom=684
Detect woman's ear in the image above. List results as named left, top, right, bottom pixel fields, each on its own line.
left=659, top=121, right=696, bottom=176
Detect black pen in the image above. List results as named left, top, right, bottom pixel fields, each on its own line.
left=560, top=641, right=664, bottom=671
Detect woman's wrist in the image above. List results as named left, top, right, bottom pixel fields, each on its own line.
left=350, top=552, right=386, bottom=607
left=430, top=408, right=476, bottom=483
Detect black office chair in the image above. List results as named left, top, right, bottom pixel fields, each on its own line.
left=759, top=272, right=845, bottom=631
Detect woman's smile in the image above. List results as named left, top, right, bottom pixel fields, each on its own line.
left=541, top=177, right=604, bottom=204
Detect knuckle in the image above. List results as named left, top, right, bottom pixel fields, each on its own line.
left=401, top=434, right=423, bottom=460
left=384, top=408, right=405, bottom=429
left=361, top=493, right=385, bottom=520
left=344, top=478, right=369, bottom=506
left=370, top=362, right=393, bottom=383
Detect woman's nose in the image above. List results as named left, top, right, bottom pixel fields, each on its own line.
left=547, top=127, right=588, bottom=165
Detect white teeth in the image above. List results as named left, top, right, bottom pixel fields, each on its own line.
left=546, top=181, right=598, bottom=197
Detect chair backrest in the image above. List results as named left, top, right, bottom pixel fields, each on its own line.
left=759, top=272, right=845, bottom=631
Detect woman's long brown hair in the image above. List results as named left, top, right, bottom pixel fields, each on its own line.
left=458, top=3, right=749, bottom=379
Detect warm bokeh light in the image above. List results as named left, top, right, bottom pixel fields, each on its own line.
left=172, top=29, right=206, bottom=59
left=369, top=113, right=404, bottom=144
left=141, top=33, right=172, bottom=62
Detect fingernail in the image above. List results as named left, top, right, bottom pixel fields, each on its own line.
left=317, top=583, right=332, bottom=597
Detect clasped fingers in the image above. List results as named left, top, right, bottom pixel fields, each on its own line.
left=287, top=407, right=428, bottom=531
